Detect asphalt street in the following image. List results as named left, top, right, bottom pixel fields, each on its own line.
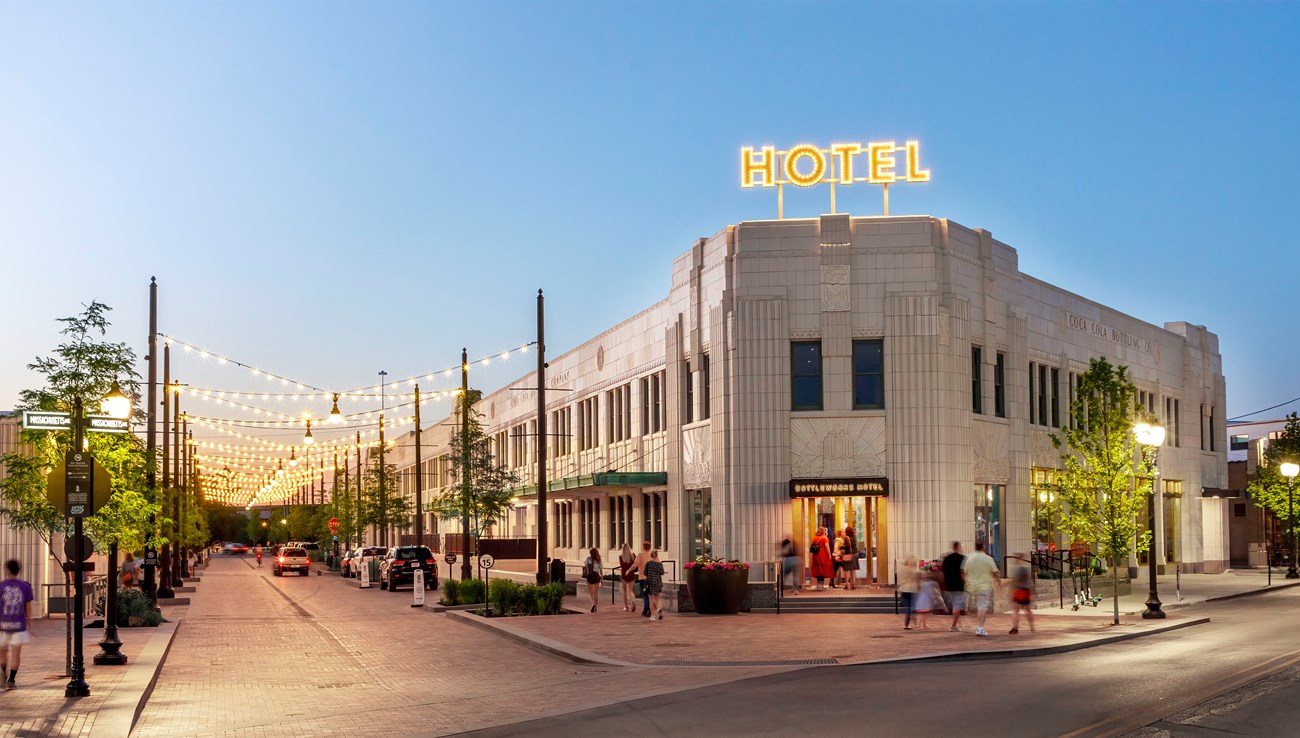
left=461, top=588, right=1300, bottom=738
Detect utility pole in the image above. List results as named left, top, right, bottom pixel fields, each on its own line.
left=158, top=347, right=174, bottom=600
left=460, top=349, right=472, bottom=579
left=414, top=385, right=424, bottom=546
left=145, top=278, right=159, bottom=608
left=379, top=370, right=387, bottom=548
left=536, top=289, right=549, bottom=584
left=356, top=430, right=362, bottom=546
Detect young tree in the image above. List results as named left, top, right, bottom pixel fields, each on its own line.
left=1247, top=413, right=1300, bottom=559
left=0, top=303, right=163, bottom=563
left=361, top=460, right=411, bottom=546
left=330, top=486, right=362, bottom=549
left=1050, top=357, right=1156, bottom=625
left=430, top=393, right=519, bottom=557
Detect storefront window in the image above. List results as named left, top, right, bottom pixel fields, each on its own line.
left=974, top=484, right=1003, bottom=563
left=690, top=489, right=712, bottom=558
left=1031, top=468, right=1058, bottom=553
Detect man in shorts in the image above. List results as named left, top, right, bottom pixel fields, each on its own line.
left=1, top=559, right=35, bottom=690
left=941, top=541, right=966, bottom=632
left=962, top=541, right=1000, bottom=637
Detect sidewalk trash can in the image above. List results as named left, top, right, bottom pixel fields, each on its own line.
left=549, top=558, right=565, bottom=586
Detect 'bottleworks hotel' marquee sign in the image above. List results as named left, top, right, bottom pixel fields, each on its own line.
left=741, top=140, right=930, bottom=219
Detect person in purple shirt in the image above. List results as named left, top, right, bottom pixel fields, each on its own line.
left=1, top=559, right=34, bottom=690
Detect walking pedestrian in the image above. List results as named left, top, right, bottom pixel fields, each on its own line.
left=899, top=557, right=920, bottom=629
left=963, top=541, right=1000, bottom=637
left=635, top=540, right=653, bottom=617
left=779, top=537, right=801, bottom=595
left=809, top=527, right=834, bottom=590
left=942, top=541, right=966, bottom=632
left=842, top=526, right=859, bottom=590
left=119, top=552, right=140, bottom=590
left=1008, top=553, right=1036, bottom=634
left=582, top=547, right=603, bottom=613
left=644, top=550, right=665, bottom=621
left=618, top=543, right=637, bottom=612
left=1, top=560, right=34, bottom=690
left=914, top=567, right=947, bottom=630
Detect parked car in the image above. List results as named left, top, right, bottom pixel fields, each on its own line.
left=273, top=547, right=310, bottom=577
left=339, top=548, right=357, bottom=577
left=378, top=546, right=438, bottom=592
left=223, top=542, right=248, bottom=555
left=351, top=546, right=387, bottom=579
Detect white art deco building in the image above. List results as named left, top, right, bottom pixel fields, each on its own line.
left=389, top=213, right=1229, bottom=579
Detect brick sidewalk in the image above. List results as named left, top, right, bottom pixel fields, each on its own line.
left=0, top=604, right=175, bottom=738
left=491, top=589, right=1206, bottom=665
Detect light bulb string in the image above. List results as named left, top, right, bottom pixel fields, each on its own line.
left=158, top=332, right=536, bottom=396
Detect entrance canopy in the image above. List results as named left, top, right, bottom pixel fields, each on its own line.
left=510, top=471, right=668, bottom=499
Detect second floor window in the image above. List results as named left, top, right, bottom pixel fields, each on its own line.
left=791, top=341, right=823, bottom=411
left=852, top=339, right=884, bottom=409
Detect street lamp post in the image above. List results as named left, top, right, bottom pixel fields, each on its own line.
left=1281, top=462, right=1299, bottom=579
left=1134, top=422, right=1167, bottom=619
left=93, top=382, right=132, bottom=666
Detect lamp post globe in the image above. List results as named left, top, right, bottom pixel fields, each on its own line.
left=1134, top=423, right=1166, bottom=619
left=1281, top=462, right=1299, bottom=579
left=100, top=380, right=132, bottom=419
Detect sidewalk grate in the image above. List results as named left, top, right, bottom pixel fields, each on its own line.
left=651, top=658, right=838, bottom=667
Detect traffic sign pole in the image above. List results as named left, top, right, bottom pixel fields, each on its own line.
left=65, top=398, right=90, bottom=698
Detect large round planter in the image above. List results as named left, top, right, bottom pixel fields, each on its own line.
left=685, top=566, right=749, bottom=614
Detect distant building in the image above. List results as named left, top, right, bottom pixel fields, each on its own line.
left=0, top=413, right=64, bottom=617
left=384, top=214, right=1229, bottom=579
left=1223, top=418, right=1291, bottom=568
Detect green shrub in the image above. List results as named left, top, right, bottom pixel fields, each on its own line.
left=489, top=579, right=520, bottom=613
left=440, top=578, right=461, bottom=606
left=518, top=583, right=541, bottom=615
left=118, top=589, right=155, bottom=626
left=537, top=582, right=565, bottom=615
left=139, top=609, right=163, bottom=627
left=459, top=578, right=486, bottom=604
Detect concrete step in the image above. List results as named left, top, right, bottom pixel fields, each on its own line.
left=174, top=586, right=196, bottom=593
left=752, top=606, right=897, bottom=614
left=158, top=597, right=191, bottom=606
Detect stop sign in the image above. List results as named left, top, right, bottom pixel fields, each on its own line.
left=328, top=518, right=340, bottom=534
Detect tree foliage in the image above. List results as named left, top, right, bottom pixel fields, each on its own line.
left=329, top=482, right=362, bottom=549
left=1050, top=357, right=1156, bottom=563
left=0, top=302, right=163, bottom=558
left=361, top=458, right=411, bottom=542
left=430, top=392, right=519, bottom=541
left=1247, top=413, right=1300, bottom=534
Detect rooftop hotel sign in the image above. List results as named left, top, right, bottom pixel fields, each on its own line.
left=741, top=140, right=929, bottom=219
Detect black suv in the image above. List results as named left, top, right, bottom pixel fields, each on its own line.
left=378, top=546, right=438, bottom=592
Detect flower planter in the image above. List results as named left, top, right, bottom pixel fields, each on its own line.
left=685, top=566, right=749, bottom=614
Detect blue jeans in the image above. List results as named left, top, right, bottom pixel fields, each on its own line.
left=901, top=591, right=915, bottom=626
left=639, top=581, right=650, bottom=615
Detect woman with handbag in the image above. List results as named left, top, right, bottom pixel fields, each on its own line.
left=617, top=543, right=637, bottom=612
left=841, top=526, right=858, bottom=590
left=809, top=527, right=834, bottom=590
left=582, top=548, right=603, bottom=613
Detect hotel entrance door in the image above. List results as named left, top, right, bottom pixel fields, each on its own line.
left=791, top=495, right=890, bottom=585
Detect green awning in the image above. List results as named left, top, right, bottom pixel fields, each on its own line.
left=509, top=471, right=668, bottom=499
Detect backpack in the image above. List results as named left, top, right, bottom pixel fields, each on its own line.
left=809, top=541, right=821, bottom=555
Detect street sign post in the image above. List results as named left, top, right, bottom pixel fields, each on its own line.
left=444, top=553, right=457, bottom=583
left=65, top=452, right=93, bottom=518
left=142, top=547, right=159, bottom=569
left=47, top=458, right=110, bottom=517
left=327, top=518, right=340, bottom=535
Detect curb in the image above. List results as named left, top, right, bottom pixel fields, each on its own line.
left=1201, top=579, right=1300, bottom=604
left=446, top=609, right=1212, bottom=670
left=88, top=617, right=183, bottom=738
left=853, top=616, right=1211, bottom=665
left=445, top=610, right=633, bottom=667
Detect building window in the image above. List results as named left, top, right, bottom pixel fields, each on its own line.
left=651, top=372, right=664, bottom=432
left=1050, top=368, right=1060, bottom=428
left=852, top=339, right=884, bottom=410
left=791, top=341, right=823, bottom=411
left=684, top=360, right=694, bottom=424
left=994, top=352, right=1006, bottom=418
left=1201, top=404, right=1206, bottom=451
left=690, top=489, right=712, bottom=558
left=1038, top=364, right=1047, bottom=427
left=971, top=346, right=983, bottom=415
left=643, top=492, right=666, bottom=549
left=1230, top=434, right=1249, bottom=451
left=1029, top=362, right=1037, bottom=424
left=701, top=354, right=711, bottom=420
left=1209, top=406, right=1217, bottom=452
left=974, top=485, right=1003, bottom=563
left=1174, top=399, right=1181, bottom=447
left=1031, top=469, right=1058, bottom=552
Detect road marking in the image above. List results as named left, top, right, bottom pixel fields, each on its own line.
left=1059, top=648, right=1300, bottom=738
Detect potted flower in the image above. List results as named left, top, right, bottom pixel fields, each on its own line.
left=684, top=556, right=750, bottom=614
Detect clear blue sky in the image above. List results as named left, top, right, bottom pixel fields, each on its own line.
left=2, top=1, right=1297, bottom=426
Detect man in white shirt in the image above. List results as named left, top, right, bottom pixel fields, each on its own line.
left=962, top=541, right=1000, bottom=637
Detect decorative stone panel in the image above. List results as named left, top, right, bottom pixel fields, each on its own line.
left=821, top=265, right=850, bottom=312
left=790, top=417, right=886, bottom=478
left=972, top=419, right=1010, bottom=483
left=683, top=425, right=711, bottom=488
left=1030, top=429, right=1058, bottom=469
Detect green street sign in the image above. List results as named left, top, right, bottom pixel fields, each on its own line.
left=22, top=411, right=128, bottom=434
